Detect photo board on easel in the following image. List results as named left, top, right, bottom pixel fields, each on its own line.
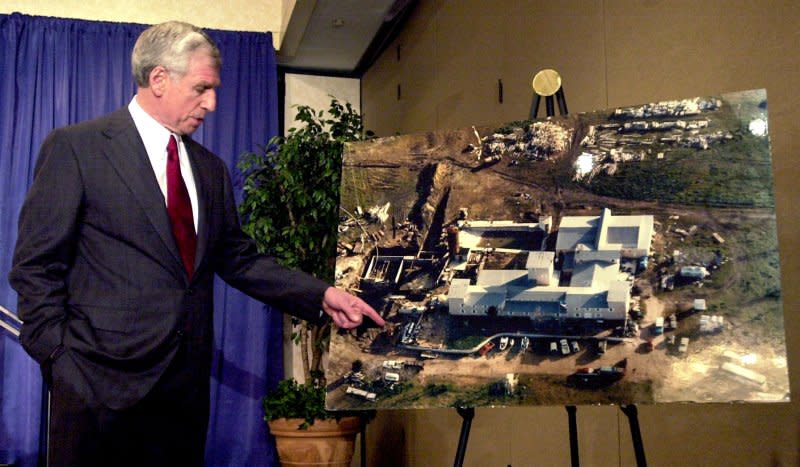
left=326, top=89, right=789, bottom=410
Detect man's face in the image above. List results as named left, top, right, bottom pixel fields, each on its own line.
left=160, top=50, right=220, bottom=135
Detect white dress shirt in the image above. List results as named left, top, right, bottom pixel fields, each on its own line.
left=128, top=96, right=199, bottom=231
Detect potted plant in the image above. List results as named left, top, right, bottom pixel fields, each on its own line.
left=238, top=98, right=372, bottom=466
left=262, top=378, right=361, bottom=466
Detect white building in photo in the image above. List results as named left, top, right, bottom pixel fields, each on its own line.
left=556, top=208, right=653, bottom=258
left=448, top=209, right=654, bottom=321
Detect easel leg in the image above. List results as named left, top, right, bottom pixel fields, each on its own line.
left=546, top=96, right=555, bottom=117
left=360, top=418, right=367, bottom=467
left=453, top=407, right=475, bottom=467
left=620, top=405, right=648, bottom=467
left=566, top=405, right=579, bottom=467
left=556, top=88, right=568, bottom=116
left=530, top=94, right=542, bottom=120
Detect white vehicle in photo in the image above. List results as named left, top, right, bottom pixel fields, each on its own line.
left=384, top=372, right=400, bottom=382
left=560, top=339, right=570, bottom=355
left=382, top=360, right=403, bottom=370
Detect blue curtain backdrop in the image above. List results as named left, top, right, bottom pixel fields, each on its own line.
left=0, top=13, right=283, bottom=466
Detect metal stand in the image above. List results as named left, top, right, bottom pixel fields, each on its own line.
left=621, top=405, right=648, bottom=467
left=566, top=405, right=580, bottom=467
left=453, top=406, right=475, bottom=467
left=447, top=404, right=646, bottom=466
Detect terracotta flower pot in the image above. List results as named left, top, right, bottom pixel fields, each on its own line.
left=268, top=416, right=361, bottom=467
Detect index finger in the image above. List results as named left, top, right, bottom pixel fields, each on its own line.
left=359, top=302, right=385, bottom=327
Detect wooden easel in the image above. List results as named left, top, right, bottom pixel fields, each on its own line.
left=451, top=71, right=648, bottom=466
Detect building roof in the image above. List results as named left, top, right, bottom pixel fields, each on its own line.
left=607, top=280, right=631, bottom=303
left=447, top=209, right=650, bottom=318
left=464, top=289, right=506, bottom=308
left=555, top=219, right=599, bottom=251
left=556, top=208, right=653, bottom=255
left=475, top=269, right=529, bottom=287
left=596, top=208, right=654, bottom=253
left=507, top=287, right=566, bottom=302
left=449, top=278, right=470, bottom=300
left=571, top=261, right=621, bottom=289
left=564, top=288, right=611, bottom=309
left=526, top=251, right=555, bottom=269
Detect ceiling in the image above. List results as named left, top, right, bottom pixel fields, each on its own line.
left=277, top=0, right=416, bottom=76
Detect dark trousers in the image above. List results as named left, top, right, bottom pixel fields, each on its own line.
left=48, top=348, right=209, bottom=467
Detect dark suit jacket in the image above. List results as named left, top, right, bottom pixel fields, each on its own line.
left=9, top=107, right=329, bottom=410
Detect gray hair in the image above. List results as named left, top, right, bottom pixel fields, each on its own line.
left=132, top=21, right=221, bottom=87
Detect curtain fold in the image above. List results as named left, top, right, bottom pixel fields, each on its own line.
left=0, top=13, right=281, bottom=466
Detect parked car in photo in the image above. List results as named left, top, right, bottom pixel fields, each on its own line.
left=382, top=360, right=403, bottom=370
left=560, top=339, right=570, bottom=355
left=571, top=341, right=581, bottom=353
left=384, top=372, right=400, bottom=382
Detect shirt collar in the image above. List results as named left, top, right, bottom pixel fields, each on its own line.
left=128, top=96, right=177, bottom=157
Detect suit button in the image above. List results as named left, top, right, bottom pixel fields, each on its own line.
left=177, top=330, right=185, bottom=337
left=186, top=288, right=194, bottom=296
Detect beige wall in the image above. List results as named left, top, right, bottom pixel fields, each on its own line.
left=359, top=1, right=800, bottom=466
left=0, top=0, right=289, bottom=49
left=284, top=73, right=361, bottom=135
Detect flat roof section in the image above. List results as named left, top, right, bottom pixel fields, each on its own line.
left=449, top=278, right=470, bottom=300
left=555, top=226, right=598, bottom=252
left=571, top=262, right=619, bottom=288
left=526, top=251, right=555, bottom=269
left=506, top=287, right=566, bottom=302
left=606, top=226, right=640, bottom=247
left=464, top=290, right=506, bottom=308
left=565, top=289, right=610, bottom=309
left=598, top=210, right=654, bottom=253
left=607, top=280, right=630, bottom=303
left=476, top=269, right=529, bottom=287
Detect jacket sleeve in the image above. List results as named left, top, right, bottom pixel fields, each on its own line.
left=8, top=129, right=84, bottom=365
left=211, top=161, right=330, bottom=325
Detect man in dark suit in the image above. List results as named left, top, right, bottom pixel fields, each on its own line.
left=8, top=21, right=384, bottom=466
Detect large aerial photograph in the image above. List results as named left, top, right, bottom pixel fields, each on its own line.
left=325, top=89, right=789, bottom=410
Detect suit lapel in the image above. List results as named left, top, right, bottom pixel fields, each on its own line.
left=185, top=140, right=210, bottom=277
left=100, top=108, right=187, bottom=282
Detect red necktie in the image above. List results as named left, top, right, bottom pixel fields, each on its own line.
left=166, top=135, right=197, bottom=279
